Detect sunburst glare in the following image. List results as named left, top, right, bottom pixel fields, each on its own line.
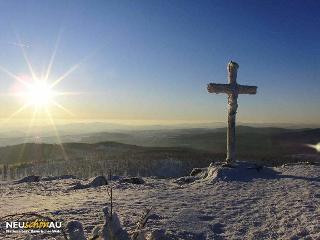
left=0, top=32, right=85, bottom=161
left=1, top=33, right=80, bottom=119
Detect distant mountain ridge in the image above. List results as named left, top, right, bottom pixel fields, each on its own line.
left=0, top=126, right=318, bottom=165
left=0, top=122, right=319, bottom=147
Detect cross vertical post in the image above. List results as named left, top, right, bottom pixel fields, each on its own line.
left=226, top=62, right=238, bottom=164
left=207, top=61, right=257, bottom=165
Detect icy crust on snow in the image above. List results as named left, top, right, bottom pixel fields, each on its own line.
left=1, top=163, right=320, bottom=239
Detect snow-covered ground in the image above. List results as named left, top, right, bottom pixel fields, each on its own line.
left=1, top=163, right=320, bottom=240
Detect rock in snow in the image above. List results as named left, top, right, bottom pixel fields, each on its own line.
left=15, top=175, right=41, bottom=184
left=119, top=177, right=145, bottom=185
left=66, top=221, right=86, bottom=240
left=70, top=175, right=108, bottom=190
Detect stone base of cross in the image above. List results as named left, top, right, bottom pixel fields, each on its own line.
left=207, top=61, right=257, bottom=165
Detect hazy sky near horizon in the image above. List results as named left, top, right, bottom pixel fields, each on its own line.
left=0, top=0, right=319, bottom=125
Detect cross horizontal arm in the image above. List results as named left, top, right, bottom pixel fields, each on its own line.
left=237, top=84, right=257, bottom=95
left=207, top=83, right=257, bottom=95
left=207, top=83, right=233, bottom=94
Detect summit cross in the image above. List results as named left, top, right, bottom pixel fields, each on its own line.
left=207, top=61, right=257, bottom=165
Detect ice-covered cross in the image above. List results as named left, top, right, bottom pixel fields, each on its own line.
left=207, top=61, right=257, bottom=165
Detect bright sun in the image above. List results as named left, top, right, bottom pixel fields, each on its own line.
left=25, top=81, right=55, bottom=107
left=0, top=32, right=89, bottom=126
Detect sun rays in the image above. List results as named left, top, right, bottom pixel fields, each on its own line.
left=1, top=62, right=76, bottom=122
left=0, top=32, right=84, bottom=162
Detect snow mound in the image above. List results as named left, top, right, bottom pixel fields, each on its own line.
left=206, top=162, right=280, bottom=182
left=175, top=162, right=280, bottom=184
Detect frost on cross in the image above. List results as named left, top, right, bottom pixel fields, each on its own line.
left=207, top=61, right=257, bottom=165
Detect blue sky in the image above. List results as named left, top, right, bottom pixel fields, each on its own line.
left=0, top=0, right=319, bottom=125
